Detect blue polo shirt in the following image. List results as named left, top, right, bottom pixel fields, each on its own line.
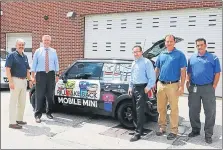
left=5, top=51, right=30, bottom=78
left=155, top=48, right=187, bottom=81
left=187, top=51, right=221, bottom=85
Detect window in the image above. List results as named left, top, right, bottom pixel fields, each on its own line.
left=114, top=64, right=132, bottom=82
left=101, top=63, right=131, bottom=82
left=101, top=63, right=115, bottom=81
left=66, top=62, right=103, bottom=80
left=93, top=21, right=98, bottom=30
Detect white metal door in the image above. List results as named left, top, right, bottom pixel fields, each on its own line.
left=6, top=33, right=33, bottom=66
left=84, top=7, right=222, bottom=97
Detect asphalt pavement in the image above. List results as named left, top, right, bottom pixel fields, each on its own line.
left=1, top=89, right=222, bottom=149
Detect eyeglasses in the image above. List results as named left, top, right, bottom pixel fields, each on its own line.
left=132, top=51, right=142, bottom=54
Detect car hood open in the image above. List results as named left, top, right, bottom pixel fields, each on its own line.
left=143, top=37, right=184, bottom=59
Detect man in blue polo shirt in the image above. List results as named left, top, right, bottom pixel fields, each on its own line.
left=5, top=39, right=33, bottom=129
left=155, top=35, right=187, bottom=140
left=186, top=38, right=221, bottom=144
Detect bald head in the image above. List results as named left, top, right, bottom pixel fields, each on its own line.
left=165, top=35, right=176, bottom=41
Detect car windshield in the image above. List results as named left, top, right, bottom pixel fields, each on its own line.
left=66, top=62, right=103, bottom=79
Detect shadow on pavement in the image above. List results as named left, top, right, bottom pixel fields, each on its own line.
left=20, top=125, right=56, bottom=137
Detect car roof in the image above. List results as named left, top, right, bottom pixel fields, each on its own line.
left=76, top=58, right=134, bottom=63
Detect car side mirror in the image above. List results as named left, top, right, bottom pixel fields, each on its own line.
left=62, top=73, right=68, bottom=83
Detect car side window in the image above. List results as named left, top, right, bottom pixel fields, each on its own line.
left=101, top=63, right=132, bottom=82
left=101, top=63, right=116, bottom=81
left=66, top=62, right=103, bottom=80
left=114, top=63, right=132, bottom=82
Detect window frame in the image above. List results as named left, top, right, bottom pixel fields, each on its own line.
left=65, top=62, right=104, bottom=80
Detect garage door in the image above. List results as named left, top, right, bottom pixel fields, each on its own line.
left=84, top=7, right=222, bottom=97
left=6, top=33, right=33, bottom=66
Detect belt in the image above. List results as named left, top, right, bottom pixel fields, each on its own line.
left=191, top=83, right=213, bottom=86
left=159, top=80, right=179, bottom=84
left=37, top=71, right=54, bottom=73
left=14, top=77, right=26, bottom=80
left=133, top=83, right=147, bottom=87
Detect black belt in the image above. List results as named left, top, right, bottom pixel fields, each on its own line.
left=133, top=83, right=147, bottom=87
left=37, top=71, right=55, bottom=73
left=159, top=80, right=179, bottom=84
left=191, top=83, right=213, bottom=86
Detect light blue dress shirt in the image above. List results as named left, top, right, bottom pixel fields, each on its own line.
left=31, top=47, right=59, bottom=72
left=129, top=56, right=156, bottom=90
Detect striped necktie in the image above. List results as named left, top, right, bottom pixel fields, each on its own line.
left=45, top=48, right=49, bottom=73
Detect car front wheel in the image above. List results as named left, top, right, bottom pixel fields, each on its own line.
left=117, top=101, right=135, bottom=129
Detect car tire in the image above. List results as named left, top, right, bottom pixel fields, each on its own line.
left=117, top=101, right=135, bottom=129
left=30, top=92, right=46, bottom=113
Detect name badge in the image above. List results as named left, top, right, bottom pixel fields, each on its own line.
left=193, top=86, right=197, bottom=93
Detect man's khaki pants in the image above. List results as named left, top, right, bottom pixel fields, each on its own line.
left=156, top=81, right=179, bottom=134
left=9, top=77, right=27, bottom=124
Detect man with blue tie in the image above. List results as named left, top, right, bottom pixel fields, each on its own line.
left=31, top=35, right=59, bottom=123
left=128, top=45, right=156, bottom=142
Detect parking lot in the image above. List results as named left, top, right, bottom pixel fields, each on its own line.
left=1, top=89, right=222, bottom=149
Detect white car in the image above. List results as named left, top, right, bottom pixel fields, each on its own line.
left=1, top=50, right=9, bottom=88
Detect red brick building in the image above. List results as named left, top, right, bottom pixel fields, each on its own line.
left=1, top=0, right=222, bottom=71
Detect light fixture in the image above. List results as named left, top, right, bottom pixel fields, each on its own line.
left=0, top=9, right=3, bottom=16
left=66, top=11, right=76, bottom=18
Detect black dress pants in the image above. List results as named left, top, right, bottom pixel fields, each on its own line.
left=132, top=84, right=147, bottom=135
left=35, top=71, right=55, bottom=118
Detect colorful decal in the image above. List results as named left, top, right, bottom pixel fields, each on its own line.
left=102, top=93, right=114, bottom=102
left=65, top=80, right=76, bottom=97
left=79, top=81, right=90, bottom=98
left=55, top=79, right=100, bottom=100
left=104, top=102, right=112, bottom=112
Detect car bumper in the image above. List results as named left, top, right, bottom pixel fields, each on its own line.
left=1, top=83, right=9, bottom=88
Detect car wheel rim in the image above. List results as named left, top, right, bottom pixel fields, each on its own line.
left=123, top=105, right=133, bottom=123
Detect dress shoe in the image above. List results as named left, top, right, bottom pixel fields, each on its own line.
left=188, top=131, right=200, bottom=137
left=130, top=134, right=141, bottom=142
left=156, top=129, right=166, bottom=136
left=205, top=137, right=212, bottom=144
left=16, top=121, right=27, bottom=125
left=167, top=133, right=177, bottom=140
left=46, top=114, right=53, bottom=119
left=9, top=124, right=22, bottom=129
left=35, top=117, right=41, bottom=123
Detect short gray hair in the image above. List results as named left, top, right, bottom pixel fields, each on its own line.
left=42, top=35, right=51, bottom=41
left=16, top=38, right=25, bottom=45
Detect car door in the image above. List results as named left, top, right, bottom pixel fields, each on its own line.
left=143, top=37, right=184, bottom=59
left=55, top=62, right=103, bottom=109
left=100, top=63, right=132, bottom=113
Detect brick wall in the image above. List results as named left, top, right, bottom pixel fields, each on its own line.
left=1, top=0, right=222, bottom=72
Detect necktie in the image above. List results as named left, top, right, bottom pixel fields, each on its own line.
left=45, top=49, right=49, bottom=73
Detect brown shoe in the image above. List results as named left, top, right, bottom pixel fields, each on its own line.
left=9, top=124, right=22, bottom=129
left=35, top=117, right=41, bottom=123
left=16, top=121, right=27, bottom=125
left=156, top=129, right=166, bottom=136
